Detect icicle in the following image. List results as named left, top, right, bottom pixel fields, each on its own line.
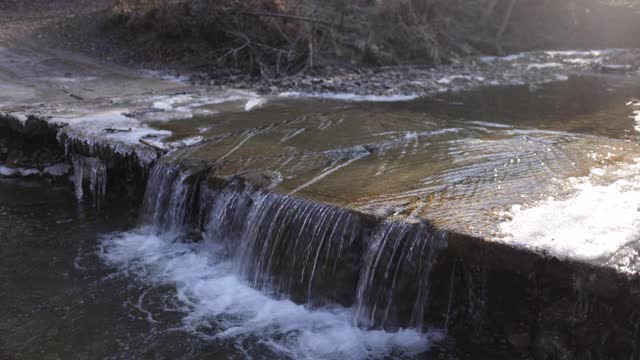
left=72, top=155, right=84, bottom=201
left=70, top=154, right=108, bottom=206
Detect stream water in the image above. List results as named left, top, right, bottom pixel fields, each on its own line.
left=0, top=179, right=442, bottom=359
left=3, top=70, right=640, bottom=359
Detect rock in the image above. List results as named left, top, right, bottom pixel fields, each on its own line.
left=508, top=333, right=531, bottom=348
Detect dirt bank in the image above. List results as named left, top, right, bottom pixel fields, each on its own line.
left=2, top=0, right=640, bottom=88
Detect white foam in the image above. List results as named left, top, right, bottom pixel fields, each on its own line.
left=498, top=165, right=640, bottom=261
left=244, top=97, right=266, bottom=111
left=99, top=229, right=440, bottom=359
left=279, top=92, right=419, bottom=102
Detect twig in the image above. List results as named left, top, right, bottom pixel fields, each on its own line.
left=496, top=0, right=517, bottom=55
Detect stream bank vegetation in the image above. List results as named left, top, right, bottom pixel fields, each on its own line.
left=106, top=0, right=640, bottom=78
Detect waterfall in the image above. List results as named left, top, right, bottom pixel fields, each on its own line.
left=139, top=161, right=447, bottom=329
left=355, top=221, right=447, bottom=329
left=200, top=184, right=365, bottom=303
left=141, top=161, right=208, bottom=234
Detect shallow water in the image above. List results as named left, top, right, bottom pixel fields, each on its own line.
left=155, top=75, right=640, bottom=237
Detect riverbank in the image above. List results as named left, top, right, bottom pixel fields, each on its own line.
left=3, top=0, right=640, bottom=97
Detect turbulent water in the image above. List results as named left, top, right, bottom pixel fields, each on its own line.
left=93, top=161, right=448, bottom=359
left=99, top=230, right=439, bottom=359
left=0, top=178, right=443, bottom=360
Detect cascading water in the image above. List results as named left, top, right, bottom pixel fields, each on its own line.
left=99, top=161, right=448, bottom=359
left=355, top=222, right=447, bottom=330
left=201, top=182, right=365, bottom=304
left=141, top=162, right=207, bottom=233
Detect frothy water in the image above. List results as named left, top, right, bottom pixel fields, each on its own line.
left=99, top=228, right=442, bottom=360
left=498, top=160, right=640, bottom=263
